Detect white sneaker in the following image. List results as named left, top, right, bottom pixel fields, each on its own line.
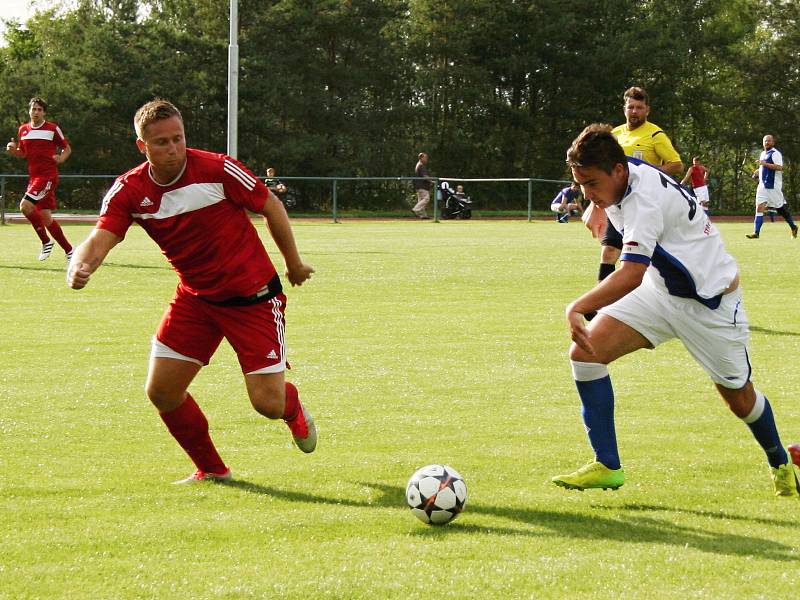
left=38, top=240, right=54, bottom=261
left=173, top=468, right=232, bottom=484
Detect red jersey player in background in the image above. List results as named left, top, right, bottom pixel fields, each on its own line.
left=67, top=99, right=317, bottom=483
left=680, top=156, right=710, bottom=215
left=6, top=97, right=73, bottom=261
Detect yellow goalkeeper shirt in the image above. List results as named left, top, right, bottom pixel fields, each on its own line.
left=612, top=121, right=680, bottom=167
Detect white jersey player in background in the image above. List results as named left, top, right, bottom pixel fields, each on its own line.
left=550, top=123, right=800, bottom=497
left=746, top=134, right=798, bottom=239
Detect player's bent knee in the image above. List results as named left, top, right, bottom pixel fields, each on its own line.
left=568, top=342, right=600, bottom=364
left=245, top=374, right=285, bottom=419
left=714, top=380, right=755, bottom=419
left=144, top=381, right=186, bottom=412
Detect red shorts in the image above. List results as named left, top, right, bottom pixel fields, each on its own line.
left=155, top=285, right=288, bottom=374
left=24, top=176, right=59, bottom=211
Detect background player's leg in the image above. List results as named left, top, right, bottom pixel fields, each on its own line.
left=39, top=208, right=72, bottom=254
left=747, top=202, right=766, bottom=238
left=775, top=205, right=798, bottom=237
left=19, top=198, right=50, bottom=244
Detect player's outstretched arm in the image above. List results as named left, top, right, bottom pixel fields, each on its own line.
left=67, top=228, right=122, bottom=290
left=261, top=191, right=314, bottom=287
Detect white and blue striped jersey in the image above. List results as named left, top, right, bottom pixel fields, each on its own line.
left=605, top=158, right=738, bottom=309
left=758, top=148, right=783, bottom=191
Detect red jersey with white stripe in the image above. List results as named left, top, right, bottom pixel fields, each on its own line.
left=17, top=120, right=69, bottom=178
left=688, top=164, right=707, bottom=188
left=97, top=148, right=276, bottom=301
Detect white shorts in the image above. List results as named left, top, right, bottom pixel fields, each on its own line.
left=693, top=185, right=709, bottom=203
left=756, top=188, right=785, bottom=209
left=151, top=337, right=203, bottom=366
left=600, top=283, right=751, bottom=389
left=551, top=202, right=565, bottom=213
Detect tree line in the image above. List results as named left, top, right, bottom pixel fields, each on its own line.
left=1, top=0, right=798, bottom=213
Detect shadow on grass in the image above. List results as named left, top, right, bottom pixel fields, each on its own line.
left=0, top=261, right=168, bottom=272
left=0, top=264, right=71, bottom=273
left=750, top=325, right=800, bottom=337
left=609, top=502, right=800, bottom=529
left=307, top=251, right=396, bottom=255
left=225, top=480, right=797, bottom=562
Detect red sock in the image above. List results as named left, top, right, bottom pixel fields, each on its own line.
left=283, top=381, right=300, bottom=421
left=45, top=219, right=72, bottom=252
left=26, top=210, right=50, bottom=243
left=159, top=393, right=227, bottom=474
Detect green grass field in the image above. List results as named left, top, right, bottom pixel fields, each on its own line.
left=1, top=218, right=798, bottom=599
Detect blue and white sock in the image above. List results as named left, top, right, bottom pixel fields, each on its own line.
left=571, top=361, right=621, bottom=470
left=754, top=213, right=764, bottom=234
left=742, top=389, right=788, bottom=468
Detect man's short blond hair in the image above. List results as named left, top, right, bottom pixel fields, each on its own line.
left=134, top=99, right=182, bottom=140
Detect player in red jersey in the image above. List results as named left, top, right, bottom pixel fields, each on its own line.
left=680, top=156, right=710, bottom=214
left=5, top=97, right=73, bottom=261
left=67, top=99, right=317, bottom=483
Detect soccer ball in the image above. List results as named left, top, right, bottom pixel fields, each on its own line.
left=406, top=464, right=468, bottom=525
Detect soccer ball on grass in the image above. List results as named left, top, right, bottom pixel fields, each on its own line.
left=406, top=464, right=467, bottom=525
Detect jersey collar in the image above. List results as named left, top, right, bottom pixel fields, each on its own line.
left=148, top=160, right=188, bottom=187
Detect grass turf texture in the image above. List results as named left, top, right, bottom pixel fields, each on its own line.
left=1, top=219, right=798, bottom=599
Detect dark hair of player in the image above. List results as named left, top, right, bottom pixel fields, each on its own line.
left=29, top=97, right=48, bottom=112
left=566, top=123, right=627, bottom=175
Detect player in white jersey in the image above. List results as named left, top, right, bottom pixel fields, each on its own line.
left=551, top=123, right=799, bottom=498
left=746, top=134, right=798, bottom=239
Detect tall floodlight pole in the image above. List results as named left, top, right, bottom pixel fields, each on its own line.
left=227, top=0, right=239, bottom=158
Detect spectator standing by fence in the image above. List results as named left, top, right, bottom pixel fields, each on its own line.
left=412, top=152, right=433, bottom=219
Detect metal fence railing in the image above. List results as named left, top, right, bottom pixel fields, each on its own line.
left=1, top=174, right=572, bottom=225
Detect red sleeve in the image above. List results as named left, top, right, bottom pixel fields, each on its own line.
left=96, top=179, right=134, bottom=239
left=221, top=155, right=269, bottom=213
left=54, top=123, right=68, bottom=148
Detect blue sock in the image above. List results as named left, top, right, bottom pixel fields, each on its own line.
left=754, top=214, right=764, bottom=234
left=573, top=363, right=620, bottom=470
left=744, top=390, right=788, bottom=468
